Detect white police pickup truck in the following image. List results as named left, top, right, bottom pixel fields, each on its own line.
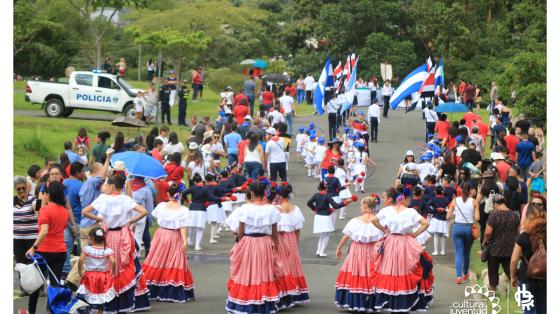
left=25, top=71, right=141, bottom=118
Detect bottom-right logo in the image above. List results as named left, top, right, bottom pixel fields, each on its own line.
left=449, top=284, right=501, bottom=314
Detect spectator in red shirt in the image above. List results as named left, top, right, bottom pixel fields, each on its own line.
left=25, top=181, right=69, bottom=314
left=503, top=128, right=520, bottom=161
left=261, top=87, right=275, bottom=111
left=463, top=110, right=481, bottom=129
left=284, top=84, right=297, bottom=97
left=164, top=152, right=185, bottom=185
left=458, top=80, right=467, bottom=98
left=233, top=98, right=250, bottom=125
left=471, top=119, right=490, bottom=145
left=492, top=152, right=511, bottom=183
left=237, top=139, right=250, bottom=164
left=233, top=90, right=249, bottom=110
left=435, top=113, right=451, bottom=142
left=154, top=178, right=170, bottom=204
left=151, top=138, right=164, bottom=163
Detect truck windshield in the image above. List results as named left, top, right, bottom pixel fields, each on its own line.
left=117, top=77, right=135, bottom=90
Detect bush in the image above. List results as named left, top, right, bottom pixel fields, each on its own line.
left=205, top=67, right=247, bottom=92
left=516, top=83, right=546, bottom=128
left=23, top=133, right=55, bottom=161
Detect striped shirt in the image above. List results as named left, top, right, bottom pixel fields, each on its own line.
left=13, top=195, right=38, bottom=239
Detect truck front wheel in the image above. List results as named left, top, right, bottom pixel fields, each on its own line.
left=44, top=98, right=64, bottom=118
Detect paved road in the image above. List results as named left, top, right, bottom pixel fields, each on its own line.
left=13, top=107, right=464, bottom=313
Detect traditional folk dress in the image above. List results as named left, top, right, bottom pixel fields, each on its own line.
left=90, top=194, right=150, bottom=313
left=77, top=246, right=116, bottom=309
left=370, top=206, right=432, bottom=312
left=275, top=205, right=309, bottom=309
left=226, top=204, right=281, bottom=314
left=142, top=202, right=195, bottom=302
left=335, top=217, right=384, bottom=312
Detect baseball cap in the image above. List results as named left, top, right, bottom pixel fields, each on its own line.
left=344, top=127, right=350, bottom=133
left=188, top=142, right=198, bottom=150
left=405, top=150, right=414, bottom=156
left=318, top=137, right=325, bottom=144
left=298, top=127, right=304, bottom=132
left=309, top=122, right=315, bottom=129
left=266, top=127, right=276, bottom=136
left=310, top=134, right=317, bottom=140
left=244, top=115, right=253, bottom=121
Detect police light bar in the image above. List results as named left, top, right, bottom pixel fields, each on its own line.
left=91, top=68, right=105, bottom=73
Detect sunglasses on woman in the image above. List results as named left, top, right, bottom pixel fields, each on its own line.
left=16, top=187, right=26, bottom=192
left=530, top=202, right=544, bottom=207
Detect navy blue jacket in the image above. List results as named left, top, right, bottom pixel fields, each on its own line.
left=427, top=195, right=450, bottom=221
left=410, top=197, right=431, bottom=218
left=325, top=175, right=343, bottom=196
left=182, top=184, right=223, bottom=211
left=307, top=192, right=345, bottom=216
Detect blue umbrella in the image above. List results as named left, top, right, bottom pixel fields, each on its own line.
left=253, top=59, right=268, bottom=68
left=111, top=151, right=167, bottom=179
left=435, top=102, right=469, bottom=113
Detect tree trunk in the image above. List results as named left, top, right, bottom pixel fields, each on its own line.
left=138, top=44, right=142, bottom=81
left=176, top=58, right=183, bottom=84
left=95, top=36, right=102, bottom=69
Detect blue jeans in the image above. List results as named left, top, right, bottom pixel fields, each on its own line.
left=245, top=161, right=262, bottom=180
left=63, top=225, right=81, bottom=275
left=227, top=153, right=238, bottom=166
left=451, top=223, right=473, bottom=277
left=285, top=112, right=294, bottom=136
left=297, top=88, right=305, bottom=104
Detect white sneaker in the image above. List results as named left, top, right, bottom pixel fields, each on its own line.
left=210, top=239, right=218, bottom=244
left=319, top=253, right=328, bottom=257
left=440, top=251, right=446, bottom=256
left=195, top=246, right=202, bottom=251
left=339, top=215, right=346, bottom=220
left=432, top=251, right=439, bottom=256
left=214, top=234, right=220, bottom=239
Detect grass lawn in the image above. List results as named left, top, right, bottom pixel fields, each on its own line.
left=468, top=244, right=521, bottom=312
left=13, top=80, right=315, bottom=176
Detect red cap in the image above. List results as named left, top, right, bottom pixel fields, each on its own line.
left=230, top=195, right=238, bottom=201
left=271, top=181, right=278, bottom=187
left=360, top=171, right=366, bottom=177
left=281, top=181, right=289, bottom=186
left=351, top=195, right=358, bottom=202
left=357, top=178, right=363, bottom=183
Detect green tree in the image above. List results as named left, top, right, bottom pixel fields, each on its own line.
left=67, top=0, right=148, bottom=68
left=134, top=30, right=211, bottom=82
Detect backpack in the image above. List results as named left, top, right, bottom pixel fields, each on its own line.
left=484, top=190, right=495, bottom=214
left=525, top=240, right=546, bottom=280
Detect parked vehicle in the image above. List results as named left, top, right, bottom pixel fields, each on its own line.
left=25, top=71, right=141, bottom=118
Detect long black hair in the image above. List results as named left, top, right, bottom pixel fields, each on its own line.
left=46, top=181, right=65, bottom=206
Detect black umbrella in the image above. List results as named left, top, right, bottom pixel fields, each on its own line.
left=112, top=116, right=146, bottom=133
left=262, top=73, right=291, bottom=84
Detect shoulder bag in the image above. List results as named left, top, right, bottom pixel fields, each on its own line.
left=524, top=239, right=547, bottom=280
left=455, top=198, right=479, bottom=239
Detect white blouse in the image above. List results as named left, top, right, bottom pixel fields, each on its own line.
left=238, top=204, right=281, bottom=235
left=343, top=217, right=384, bottom=243
left=83, top=246, right=113, bottom=272
left=152, top=202, right=191, bottom=229
left=91, top=194, right=137, bottom=229
left=376, top=206, right=422, bottom=234
left=276, top=206, right=305, bottom=233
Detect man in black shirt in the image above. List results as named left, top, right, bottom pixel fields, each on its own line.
left=461, top=141, right=482, bottom=169
left=514, top=114, right=531, bottom=133
left=159, top=84, right=172, bottom=124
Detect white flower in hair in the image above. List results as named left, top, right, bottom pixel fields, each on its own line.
left=95, top=229, right=104, bottom=237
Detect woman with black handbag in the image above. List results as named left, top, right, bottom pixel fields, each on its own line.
left=482, top=194, right=520, bottom=293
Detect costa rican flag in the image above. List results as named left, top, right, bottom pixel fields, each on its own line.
left=351, top=53, right=357, bottom=70
left=343, top=55, right=351, bottom=88
left=419, top=63, right=436, bottom=97
left=333, top=61, right=343, bottom=94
